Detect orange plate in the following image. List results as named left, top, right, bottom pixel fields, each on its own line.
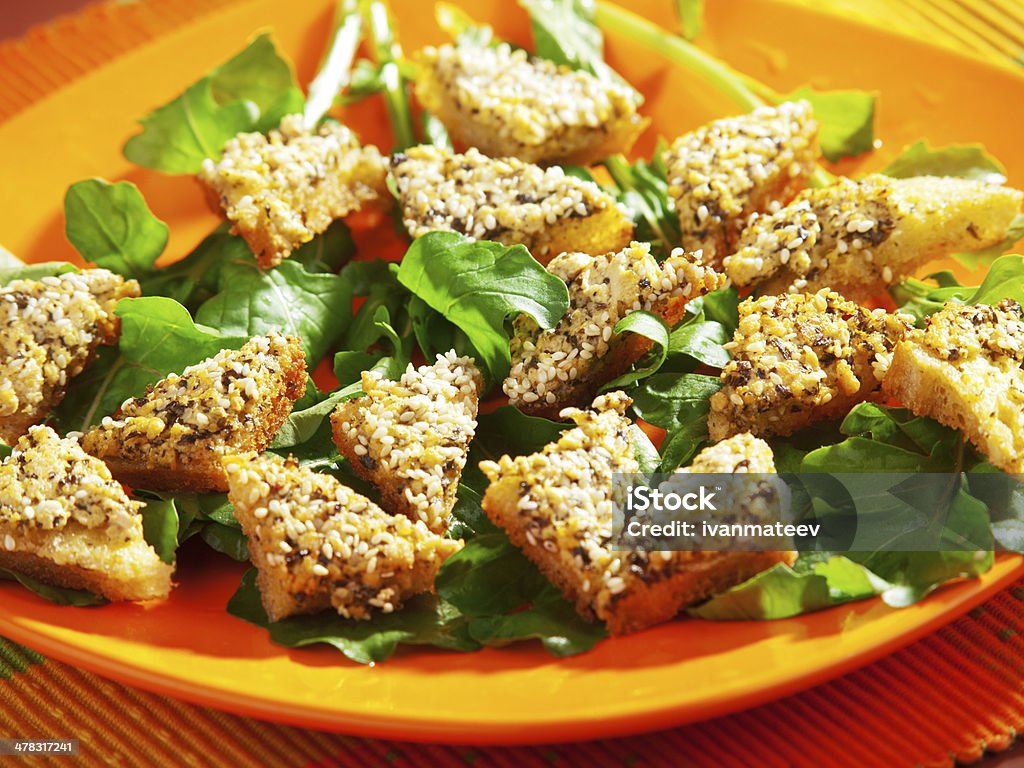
left=1, top=0, right=1023, bottom=745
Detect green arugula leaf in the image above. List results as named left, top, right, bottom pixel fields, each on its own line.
left=436, top=532, right=606, bottom=656
left=599, top=311, right=670, bottom=392
left=787, top=87, right=876, bottom=162
left=663, top=294, right=732, bottom=371
left=801, top=403, right=963, bottom=473
left=630, top=373, right=721, bottom=470
left=289, top=220, right=357, bottom=274
left=140, top=498, right=180, bottom=564
left=0, top=569, right=106, bottom=607
left=138, top=225, right=242, bottom=309
left=269, top=380, right=363, bottom=450
left=227, top=569, right=479, bottom=664
left=893, top=254, right=1024, bottom=322
left=123, top=34, right=304, bottom=173
left=396, top=232, right=570, bottom=385
left=467, top=583, right=606, bottom=656
left=0, top=444, right=11, bottom=460
left=0, top=261, right=77, bottom=287
left=690, top=554, right=884, bottom=620
left=52, top=297, right=232, bottom=432
left=462, top=406, right=567, bottom=492
left=518, top=0, right=633, bottom=93
left=968, top=463, right=1024, bottom=553
left=195, top=258, right=352, bottom=368
left=674, top=0, right=704, bottom=40
left=602, top=150, right=681, bottom=259
left=881, top=140, right=1008, bottom=183
left=64, top=179, right=168, bottom=277
left=448, top=484, right=499, bottom=540
left=436, top=532, right=549, bottom=615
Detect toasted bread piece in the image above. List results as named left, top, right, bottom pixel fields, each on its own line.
left=198, top=114, right=388, bottom=269
left=330, top=352, right=482, bottom=534
left=688, top=432, right=777, bottom=473
left=883, top=300, right=1024, bottom=473
left=414, top=43, right=647, bottom=165
left=708, top=289, right=912, bottom=441
left=504, top=242, right=725, bottom=418
left=664, top=101, right=819, bottom=268
left=0, top=426, right=172, bottom=602
left=81, top=333, right=305, bottom=493
left=389, top=145, right=633, bottom=262
left=0, top=269, right=139, bottom=444
left=223, top=452, right=460, bottom=622
left=480, top=393, right=792, bottom=635
left=726, top=175, right=1024, bottom=301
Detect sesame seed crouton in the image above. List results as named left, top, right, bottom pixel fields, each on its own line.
left=389, top=145, right=633, bottom=262
left=726, top=175, right=1024, bottom=301
left=0, top=426, right=173, bottom=602
left=504, top=242, right=725, bottom=418
left=0, top=269, right=139, bottom=444
left=223, top=452, right=461, bottom=622
left=883, top=300, right=1024, bottom=474
left=665, top=101, right=819, bottom=268
left=330, top=352, right=482, bottom=534
left=708, top=289, right=912, bottom=441
left=415, top=43, right=647, bottom=165
left=687, top=432, right=776, bottom=473
left=480, top=393, right=792, bottom=635
left=81, top=333, right=305, bottom=493
left=662, top=433, right=796, bottom=557
left=198, top=114, right=388, bottom=269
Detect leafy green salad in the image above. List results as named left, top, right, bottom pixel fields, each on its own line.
left=2, top=0, right=1024, bottom=665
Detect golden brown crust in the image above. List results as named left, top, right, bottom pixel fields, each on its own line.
left=0, top=269, right=139, bottom=444
left=708, top=289, right=912, bottom=441
left=224, top=453, right=460, bottom=622
left=198, top=114, right=388, bottom=269
left=0, top=549, right=170, bottom=603
left=505, top=243, right=726, bottom=418
left=330, top=352, right=482, bottom=534
left=389, top=145, right=633, bottom=263
left=480, top=394, right=792, bottom=635
left=81, top=333, right=306, bottom=493
left=415, top=43, right=647, bottom=165
left=882, top=300, right=1024, bottom=474
left=0, top=426, right=173, bottom=602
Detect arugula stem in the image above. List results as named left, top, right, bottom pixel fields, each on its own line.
left=361, top=0, right=417, bottom=150
left=304, top=0, right=363, bottom=129
left=593, top=1, right=763, bottom=112
left=593, top=1, right=835, bottom=188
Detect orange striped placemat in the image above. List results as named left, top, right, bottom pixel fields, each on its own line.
left=3, top=582, right=1024, bottom=767
left=2, top=2, right=1024, bottom=767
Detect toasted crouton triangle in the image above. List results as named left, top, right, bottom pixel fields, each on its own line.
left=883, top=299, right=1024, bottom=474
left=480, top=393, right=793, bottom=635
left=0, top=426, right=172, bottom=602
left=504, top=242, right=725, bottom=418
left=0, top=269, right=139, bottom=444
left=330, top=352, right=482, bottom=534
left=198, top=114, right=388, bottom=269
left=389, top=145, right=633, bottom=262
left=727, top=174, right=1024, bottom=300
left=81, top=333, right=305, bottom=493
left=223, top=452, right=460, bottom=622
left=414, top=43, right=647, bottom=165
